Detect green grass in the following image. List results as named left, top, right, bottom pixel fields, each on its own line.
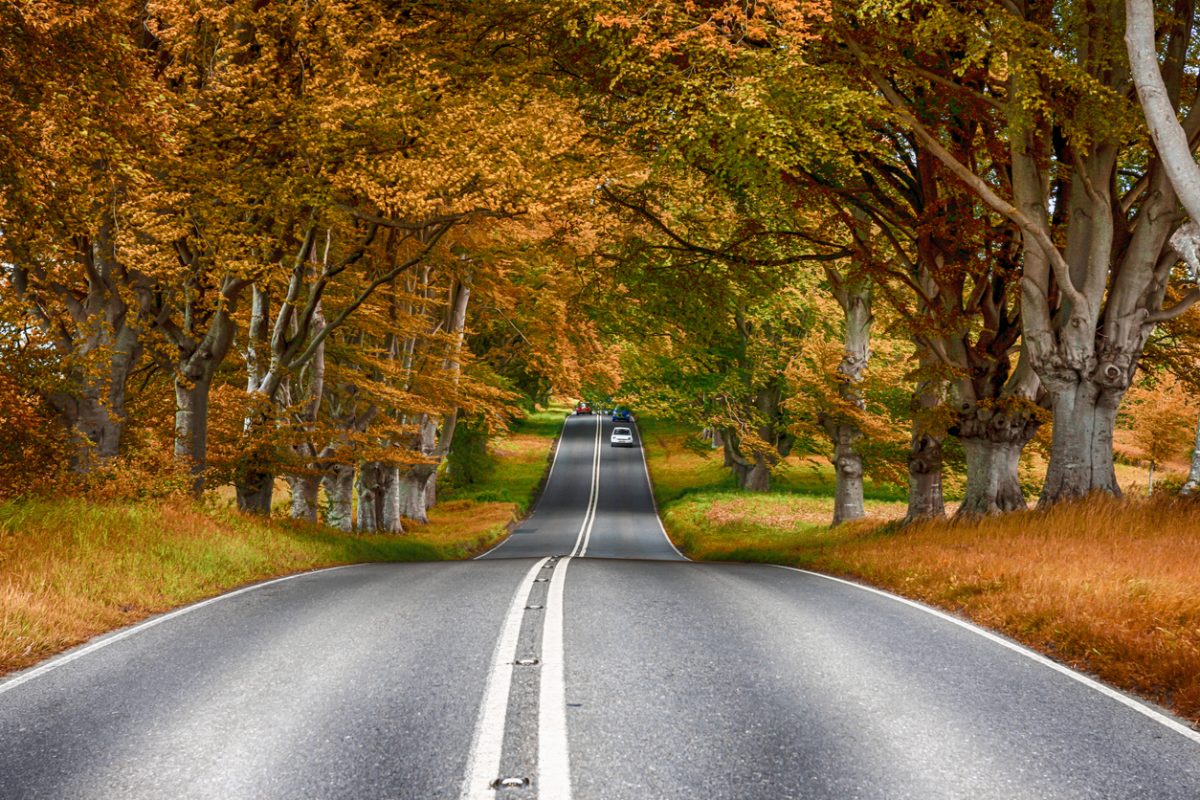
left=640, top=415, right=908, bottom=512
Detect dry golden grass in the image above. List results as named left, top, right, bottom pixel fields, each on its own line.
left=0, top=407, right=563, bottom=678
left=0, top=496, right=526, bottom=677
left=814, top=497, right=1200, bottom=724
left=665, top=492, right=1200, bottom=726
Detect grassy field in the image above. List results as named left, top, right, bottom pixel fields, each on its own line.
left=440, top=404, right=569, bottom=513
left=642, top=416, right=1200, bottom=726
left=0, top=405, right=565, bottom=678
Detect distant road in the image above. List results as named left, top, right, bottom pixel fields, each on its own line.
left=3, top=414, right=1200, bottom=799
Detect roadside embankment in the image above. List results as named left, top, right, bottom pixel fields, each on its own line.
left=642, top=418, right=1200, bottom=727
left=0, top=405, right=564, bottom=678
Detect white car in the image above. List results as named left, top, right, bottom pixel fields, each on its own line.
left=610, top=427, right=634, bottom=448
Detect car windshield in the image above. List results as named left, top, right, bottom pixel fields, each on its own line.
left=613, top=427, right=631, bottom=436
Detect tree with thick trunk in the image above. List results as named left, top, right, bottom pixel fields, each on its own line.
left=819, top=268, right=873, bottom=524
left=11, top=229, right=145, bottom=469
left=846, top=3, right=1198, bottom=505
left=904, top=358, right=945, bottom=524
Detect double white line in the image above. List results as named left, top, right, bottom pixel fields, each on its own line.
left=570, top=415, right=602, bottom=558
left=462, top=417, right=602, bottom=798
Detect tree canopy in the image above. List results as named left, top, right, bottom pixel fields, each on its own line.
left=3, top=0, right=1200, bottom=527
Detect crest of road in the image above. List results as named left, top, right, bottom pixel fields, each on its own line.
left=3, top=414, right=1200, bottom=799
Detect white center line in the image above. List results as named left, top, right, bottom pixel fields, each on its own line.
left=460, top=557, right=550, bottom=800
left=538, top=555, right=573, bottom=798
left=571, top=417, right=601, bottom=557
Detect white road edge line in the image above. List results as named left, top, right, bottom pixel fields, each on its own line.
left=632, top=422, right=689, bottom=561
left=461, top=557, right=551, bottom=800
left=538, top=556, right=572, bottom=799
left=571, top=416, right=601, bottom=557
left=771, top=564, right=1200, bottom=746
left=0, top=564, right=361, bottom=697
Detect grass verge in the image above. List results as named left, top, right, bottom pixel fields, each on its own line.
left=0, top=404, right=565, bottom=678
left=643, top=417, right=1200, bottom=727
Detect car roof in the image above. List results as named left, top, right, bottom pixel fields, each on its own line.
left=613, top=427, right=632, bottom=433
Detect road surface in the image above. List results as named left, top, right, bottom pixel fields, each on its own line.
left=2, top=414, right=1200, bottom=799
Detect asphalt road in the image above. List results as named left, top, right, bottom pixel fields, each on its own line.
left=3, top=414, right=1200, bottom=799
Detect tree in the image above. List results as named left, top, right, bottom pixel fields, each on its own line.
left=843, top=0, right=1200, bottom=505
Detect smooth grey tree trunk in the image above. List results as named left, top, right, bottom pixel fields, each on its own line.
left=173, top=309, right=236, bottom=494
left=425, top=472, right=438, bottom=510
left=356, top=462, right=383, bottom=533
left=956, top=404, right=1039, bottom=516
left=51, top=386, right=127, bottom=467
left=380, top=466, right=404, bottom=533
left=19, top=223, right=142, bottom=470
left=961, top=439, right=1025, bottom=514
left=398, top=467, right=434, bottom=524
left=288, top=474, right=321, bottom=523
left=905, top=432, right=944, bottom=524
left=904, top=351, right=945, bottom=525
left=1040, top=381, right=1121, bottom=505
left=723, top=436, right=772, bottom=492
left=831, top=426, right=865, bottom=524
left=323, top=464, right=355, bottom=532
left=822, top=268, right=872, bottom=526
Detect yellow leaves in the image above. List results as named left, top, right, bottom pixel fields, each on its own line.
left=1121, top=373, right=1198, bottom=467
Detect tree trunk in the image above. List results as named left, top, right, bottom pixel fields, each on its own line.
left=905, top=432, right=944, bottom=524
left=425, top=472, right=438, bottom=510
left=822, top=268, right=873, bottom=525
left=323, top=464, right=355, bottom=532
left=51, top=388, right=125, bottom=468
left=734, top=456, right=771, bottom=492
left=722, top=436, right=771, bottom=492
left=235, top=469, right=275, bottom=515
left=380, top=466, right=404, bottom=533
left=356, top=462, right=383, bottom=533
left=288, top=474, right=321, bottom=523
left=831, top=424, right=865, bottom=524
left=1040, top=380, right=1121, bottom=505
left=173, top=309, right=235, bottom=494
left=173, top=373, right=212, bottom=491
left=904, top=352, right=945, bottom=525
left=1181, top=413, right=1200, bottom=496
left=19, top=225, right=141, bottom=470
left=959, top=439, right=1025, bottom=515
left=953, top=403, right=1039, bottom=517
left=398, top=466, right=434, bottom=524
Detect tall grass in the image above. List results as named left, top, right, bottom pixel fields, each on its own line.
left=0, top=498, right=440, bottom=675
left=0, top=404, right=564, bottom=677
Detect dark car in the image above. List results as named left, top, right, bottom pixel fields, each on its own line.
left=574, top=401, right=592, bottom=415
left=612, top=407, right=633, bottom=422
